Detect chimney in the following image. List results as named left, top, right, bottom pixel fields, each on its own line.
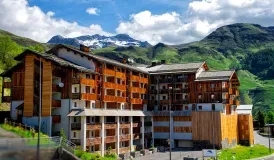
left=80, top=44, right=90, bottom=53
left=151, top=62, right=157, bottom=67
left=161, top=60, right=166, bottom=64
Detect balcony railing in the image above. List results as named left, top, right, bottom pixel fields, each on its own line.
left=140, top=77, right=148, bottom=83
left=120, top=134, right=130, bottom=141
left=149, top=90, right=158, bottom=94
left=130, top=75, right=140, bottom=81
left=105, top=136, right=117, bottom=143
left=116, top=72, right=126, bottom=79
left=133, top=122, right=142, bottom=127
left=105, top=149, right=117, bottom=154
left=119, top=147, right=130, bottom=154
left=103, top=68, right=115, bottom=76
left=130, top=87, right=146, bottom=94
left=174, top=99, right=188, bottom=104
left=81, top=93, right=97, bottom=100
left=159, top=79, right=172, bottom=84
left=116, top=96, right=127, bottom=102
left=52, top=100, right=61, bottom=108
left=72, top=78, right=80, bottom=84
left=174, top=78, right=187, bottom=83
left=80, top=78, right=95, bottom=86
left=222, top=99, right=229, bottom=104
left=120, top=122, right=130, bottom=128
left=71, top=139, right=81, bottom=145
left=52, top=115, right=61, bottom=124
left=160, top=100, right=169, bottom=105
left=72, top=93, right=80, bottom=99
left=131, top=98, right=143, bottom=104
left=71, top=123, right=81, bottom=130
left=116, top=84, right=126, bottom=91
left=2, top=96, right=11, bottom=103
left=86, top=123, right=102, bottom=130
left=86, top=137, right=102, bottom=145
left=104, top=82, right=116, bottom=89
left=105, top=123, right=117, bottom=129
left=3, top=82, right=11, bottom=88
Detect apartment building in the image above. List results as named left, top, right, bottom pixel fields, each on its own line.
left=1, top=44, right=254, bottom=156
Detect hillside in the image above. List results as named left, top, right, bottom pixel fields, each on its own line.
left=1, top=23, right=274, bottom=114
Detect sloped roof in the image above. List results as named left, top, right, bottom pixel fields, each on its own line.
left=13, top=49, right=94, bottom=73
left=67, top=109, right=146, bottom=116
left=137, top=62, right=205, bottom=73
left=196, top=70, right=235, bottom=81
left=0, top=61, right=24, bottom=77
left=47, top=44, right=148, bottom=74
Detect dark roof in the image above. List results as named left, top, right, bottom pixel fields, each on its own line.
left=13, top=49, right=94, bottom=73
left=137, top=62, right=205, bottom=73
left=0, top=62, right=24, bottom=77
left=196, top=70, right=235, bottom=81
left=47, top=44, right=148, bottom=74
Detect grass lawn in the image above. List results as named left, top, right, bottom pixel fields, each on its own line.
left=218, top=145, right=274, bottom=160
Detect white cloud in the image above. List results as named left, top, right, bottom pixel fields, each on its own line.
left=116, top=0, right=274, bottom=45
left=0, top=0, right=111, bottom=42
left=86, top=7, right=100, bottom=15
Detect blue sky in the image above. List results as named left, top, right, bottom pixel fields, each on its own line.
left=1, top=0, right=274, bottom=44
left=28, top=0, right=191, bottom=33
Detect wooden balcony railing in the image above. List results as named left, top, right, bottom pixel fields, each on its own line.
left=133, top=133, right=141, bottom=139
left=2, top=96, right=11, bottom=103
left=116, top=96, right=127, bottom=102
left=133, top=122, right=142, bottom=127
left=160, top=100, right=169, bottom=105
left=116, top=72, right=126, bottom=79
left=116, top=84, right=126, bottom=91
left=3, top=82, right=11, bottom=88
left=81, top=93, right=97, bottom=100
left=71, top=123, right=81, bottom=130
left=105, top=123, right=117, bottom=129
left=52, top=85, right=61, bottom=92
left=233, top=100, right=240, bottom=106
left=119, top=147, right=130, bottom=154
left=72, top=93, right=80, bottom=99
left=52, top=115, right=61, bottom=124
left=103, top=95, right=116, bottom=102
left=130, top=75, right=140, bottom=81
left=86, top=123, right=102, bottom=130
left=140, top=77, right=148, bottom=83
left=86, top=137, right=102, bottom=145
left=52, top=100, right=61, bottom=108
left=131, top=98, right=143, bottom=104
left=105, top=136, right=117, bottom=143
left=104, top=82, right=116, bottom=89
left=120, top=134, right=130, bottom=141
left=103, top=68, right=115, bottom=76
left=80, top=78, right=96, bottom=86
left=130, top=87, right=146, bottom=93
left=120, top=122, right=130, bottom=128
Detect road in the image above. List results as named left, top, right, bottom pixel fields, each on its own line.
left=254, top=130, right=274, bottom=148
left=0, top=127, right=20, bottom=138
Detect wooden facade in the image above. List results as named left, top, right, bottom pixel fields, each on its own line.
left=238, top=114, right=254, bottom=145
left=42, top=60, right=52, bottom=116
left=24, top=55, right=34, bottom=117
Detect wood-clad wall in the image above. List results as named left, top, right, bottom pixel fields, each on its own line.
left=42, top=61, right=52, bottom=116
left=238, top=114, right=254, bottom=145
left=24, top=55, right=34, bottom=117
left=154, top=126, right=169, bottom=132
left=220, top=113, right=238, bottom=144
left=174, top=126, right=192, bottom=132
left=191, top=111, right=221, bottom=144
left=173, top=116, right=191, bottom=121
left=153, top=116, right=169, bottom=121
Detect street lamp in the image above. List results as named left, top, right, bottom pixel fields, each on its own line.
left=36, top=57, right=42, bottom=160
left=168, top=86, right=172, bottom=160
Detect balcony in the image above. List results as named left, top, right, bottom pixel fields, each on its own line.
left=81, top=93, right=97, bottom=100
left=104, top=82, right=116, bottom=89
left=130, top=87, right=146, bottom=94
left=159, top=89, right=169, bottom=94
left=116, top=96, right=127, bottom=102
left=116, top=84, right=126, bottom=91
left=71, top=123, right=81, bottom=130
left=103, top=95, right=116, bottom=102
left=71, top=139, right=81, bottom=145
left=120, top=134, right=130, bottom=141
left=229, top=88, right=233, bottom=94
left=119, top=147, right=130, bottom=154
left=140, top=77, right=148, bottom=83
left=222, top=88, right=228, bottom=92
left=120, top=122, right=130, bottom=128
left=105, top=149, right=117, bottom=154
left=105, top=123, right=117, bottom=129
left=130, top=75, right=140, bottom=81
left=174, top=99, right=188, bottom=104
left=86, top=123, right=101, bottom=130
left=52, top=115, right=61, bottom=124
left=133, top=133, right=141, bottom=140
left=160, top=100, right=169, bottom=105
left=52, top=85, right=61, bottom=92
left=86, top=137, right=102, bottom=145
left=133, top=122, right=141, bottom=127
left=72, top=93, right=80, bottom=99
left=149, top=90, right=158, bottom=94
left=105, top=136, right=117, bottom=143
left=159, top=79, right=172, bottom=84
left=52, top=100, right=61, bottom=108
left=80, top=78, right=96, bottom=86
left=103, top=68, right=115, bottom=76
left=2, top=96, right=11, bottom=103
left=116, top=72, right=126, bottom=79
left=233, top=100, right=240, bottom=106
left=145, top=132, right=152, bottom=139
left=131, top=98, right=143, bottom=104
left=3, top=82, right=11, bottom=88
left=174, top=78, right=187, bottom=83
left=72, top=78, right=80, bottom=84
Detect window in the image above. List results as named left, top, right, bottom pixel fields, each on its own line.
left=91, top=116, right=95, bottom=123
left=185, top=106, right=188, bottom=110
left=86, top=86, right=90, bottom=93
left=151, top=86, right=155, bottom=90
left=163, top=106, right=167, bottom=111
left=73, top=132, right=76, bottom=138
left=121, top=116, right=125, bottom=122
left=141, top=83, right=144, bottom=88
left=162, top=86, right=166, bottom=89
left=212, top=104, right=215, bottom=111
left=87, top=116, right=90, bottom=123
left=198, top=106, right=202, bottom=110
left=91, top=131, right=94, bottom=137
left=117, top=78, right=121, bottom=84
left=211, top=84, right=215, bottom=88
left=184, top=95, right=188, bottom=99
left=192, top=104, right=196, bottom=111
left=151, top=96, right=154, bottom=100
left=74, top=102, right=77, bottom=107
left=86, top=101, right=90, bottom=109
left=92, top=103, right=95, bottom=109
left=86, top=74, right=90, bottom=79
left=163, top=96, right=166, bottom=100
left=74, top=87, right=77, bottom=93
left=74, top=117, right=77, bottom=123
left=121, top=104, right=124, bottom=110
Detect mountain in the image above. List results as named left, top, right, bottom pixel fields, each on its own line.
left=47, top=34, right=151, bottom=49
left=1, top=23, right=274, bottom=115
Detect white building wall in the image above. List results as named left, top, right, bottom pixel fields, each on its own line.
left=71, top=100, right=85, bottom=109
left=57, top=48, right=95, bottom=70
left=196, top=103, right=224, bottom=111
left=174, top=122, right=192, bottom=127
left=70, top=130, right=81, bottom=139
left=10, top=100, right=23, bottom=120
left=72, top=84, right=80, bottom=93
